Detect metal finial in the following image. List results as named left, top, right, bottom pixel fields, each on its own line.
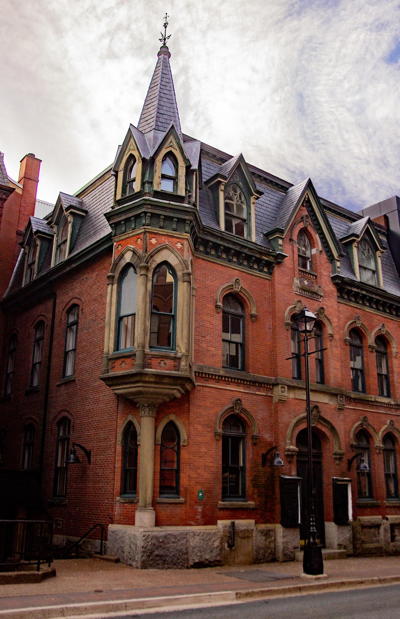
left=159, top=13, right=171, bottom=46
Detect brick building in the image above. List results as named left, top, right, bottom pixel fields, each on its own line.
left=2, top=40, right=400, bottom=567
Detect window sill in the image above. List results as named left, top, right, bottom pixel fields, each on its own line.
left=356, top=500, right=380, bottom=507
left=298, top=268, right=317, bottom=278
left=117, top=496, right=138, bottom=503
left=48, top=497, right=67, bottom=506
left=385, top=500, right=400, bottom=506
left=25, top=386, right=40, bottom=395
left=108, top=349, right=135, bottom=359
left=218, top=501, right=255, bottom=509
left=157, top=497, right=185, bottom=504
left=57, top=376, right=75, bottom=386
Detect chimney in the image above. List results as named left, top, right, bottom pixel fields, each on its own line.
left=17, top=153, right=41, bottom=234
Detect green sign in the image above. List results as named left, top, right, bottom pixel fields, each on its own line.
left=197, top=489, right=205, bottom=501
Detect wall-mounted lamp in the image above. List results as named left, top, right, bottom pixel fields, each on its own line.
left=347, top=452, right=369, bottom=472
left=261, top=446, right=284, bottom=467
left=67, top=442, right=92, bottom=465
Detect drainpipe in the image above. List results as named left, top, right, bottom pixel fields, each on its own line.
left=38, top=291, right=57, bottom=494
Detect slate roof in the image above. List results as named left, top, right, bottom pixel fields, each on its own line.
left=339, top=216, right=369, bottom=240
left=273, top=178, right=309, bottom=230
left=30, top=216, right=53, bottom=236
left=0, top=152, right=9, bottom=186
left=137, top=46, right=182, bottom=141
left=71, top=175, right=113, bottom=255
left=219, top=155, right=241, bottom=178
left=59, top=192, right=84, bottom=211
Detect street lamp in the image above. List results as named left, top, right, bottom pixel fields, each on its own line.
left=294, top=307, right=324, bottom=576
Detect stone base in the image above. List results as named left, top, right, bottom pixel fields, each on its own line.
left=108, top=521, right=295, bottom=569
left=135, top=507, right=156, bottom=527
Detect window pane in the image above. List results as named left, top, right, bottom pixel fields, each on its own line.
left=120, top=267, right=136, bottom=315
left=161, top=178, right=175, bottom=191
left=162, top=156, right=176, bottom=176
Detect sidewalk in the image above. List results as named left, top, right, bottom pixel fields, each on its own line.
left=1, top=555, right=400, bottom=618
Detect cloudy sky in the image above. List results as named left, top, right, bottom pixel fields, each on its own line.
left=1, top=0, right=399, bottom=213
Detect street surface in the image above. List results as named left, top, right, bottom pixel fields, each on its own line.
left=108, top=583, right=400, bottom=618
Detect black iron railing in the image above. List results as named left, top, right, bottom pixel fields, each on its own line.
left=0, top=519, right=53, bottom=572
left=62, top=523, right=106, bottom=557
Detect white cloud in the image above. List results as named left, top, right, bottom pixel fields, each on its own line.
left=0, top=0, right=399, bottom=211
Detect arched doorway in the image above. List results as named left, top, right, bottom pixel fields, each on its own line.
left=296, top=428, right=325, bottom=546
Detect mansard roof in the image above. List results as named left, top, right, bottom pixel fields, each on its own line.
left=30, top=216, right=53, bottom=236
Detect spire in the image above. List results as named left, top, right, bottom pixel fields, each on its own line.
left=137, top=15, right=182, bottom=141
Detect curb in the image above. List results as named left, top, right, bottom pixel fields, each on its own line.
left=1, top=575, right=400, bottom=618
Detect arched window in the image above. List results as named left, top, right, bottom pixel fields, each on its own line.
left=160, top=154, right=178, bottom=192
left=22, top=424, right=35, bottom=470
left=25, top=241, right=37, bottom=283
left=159, top=421, right=180, bottom=497
left=349, top=329, right=365, bottom=393
left=314, top=321, right=324, bottom=384
left=224, top=184, right=248, bottom=238
left=358, top=238, right=377, bottom=285
left=383, top=434, right=398, bottom=499
left=116, top=265, right=137, bottom=351
left=376, top=336, right=390, bottom=397
left=222, top=414, right=246, bottom=500
left=63, top=305, right=79, bottom=377
left=123, top=155, right=137, bottom=196
left=121, top=422, right=138, bottom=496
left=222, top=294, right=244, bottom=370
left=4, top=334, right=17, bottom=397
left=53, top=417, right=70, bottom=498
left=291, top=318, right=301, bottom=379
left=150, top=263, right=176, bottom=349
left=30, top=322, right=44, bottom=388
left=297, top=229, right=312, bottom=271
left=355, top=430, right=372, bottom=499
left=55, top=218, right=69, bottom=264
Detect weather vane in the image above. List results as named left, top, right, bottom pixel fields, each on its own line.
left=159, top=13, right=171, bottom=46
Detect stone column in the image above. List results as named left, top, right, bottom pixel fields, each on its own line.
left=135, top=402, right=157, bottom=527
left=180, top=270, right=191, bottom=372
left=135, top=262, right=149, bottom=370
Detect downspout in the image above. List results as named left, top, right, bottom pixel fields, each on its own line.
left=39, top=291, right=57, bottom=494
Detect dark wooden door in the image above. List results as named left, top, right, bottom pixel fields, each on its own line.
left=296, top=429, right=325, bottom=546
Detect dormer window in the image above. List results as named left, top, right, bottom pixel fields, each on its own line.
left=123, top=155, right=137, bottom=196
left=160, top=154, right=178, bottom=192
left=358, top=238, right=377, bottom=285
left=25, top=240, right=37, bottom=283
left=55, top=218, right=69, bottom=264
left=298, top=229, right=312, bottom=271
left=224, top=184, right=248, bottom=238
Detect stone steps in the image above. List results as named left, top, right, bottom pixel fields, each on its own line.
left=295, top=548, right=348, bottom=561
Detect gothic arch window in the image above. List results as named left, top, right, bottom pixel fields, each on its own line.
left=349, top=328, right=365, bottom=393
left=355, top=429, right=373, bottom=499
left=22, top=423, right=35, bottom=470
left=150, top=262, right=176, bottom=350
left=314, top=321, right=324, bottom=384
left=224, top=184, right=248, bottom=238
left=30, top=321, right=44, bottom=388
left=222, top=294, right=244, bottom=370
left=160, top=153, right=178, bottom=192
left=53, top=417, right=70, bottom=498
left=55, top=218, right=69, bottom=264
left=376, top=336, right=390, bottom=398
left=159, top=421, right=180, bottom=497
left=63, top=305, right=79, bottom=378
left=383, top=434, right=398, bottom=499
left=358, top=238, right=377, bottom=285
left=116, top=265, right=137, bottom=351
left=122, top=155, right=137, bottom=196
left=291, top=317, right=301, bottom=380
left=4, top=333, right=17, bottom=397
left=297, top=229, right=312, bottom=271
left=121, top=422, right=138, bottom=496
left=222, top=414, right=246, bottom=500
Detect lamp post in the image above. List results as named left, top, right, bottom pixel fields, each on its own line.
left=294, top=308, right=324, bottom=576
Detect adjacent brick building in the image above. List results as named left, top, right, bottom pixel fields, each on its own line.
left=2, top=41, right=400, bottom=567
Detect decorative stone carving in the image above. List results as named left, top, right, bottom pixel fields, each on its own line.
left=139, top=403, right=157, bottom=418
left=311, top=406, right=320, bottom=426
left=273, top=384, right=289, bottom=402
left=337, top=394, right=345, bottom=410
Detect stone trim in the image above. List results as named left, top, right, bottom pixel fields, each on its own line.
left=155, top=414, right=188, bottom=446
left=215, top=278, right=257, bottom=321
left=217, top=501, right=255, bottom=509
left=215, top=398, right=260, bottom=444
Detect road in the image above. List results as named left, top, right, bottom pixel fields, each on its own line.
left=106, top=584, right=400, bottom=618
